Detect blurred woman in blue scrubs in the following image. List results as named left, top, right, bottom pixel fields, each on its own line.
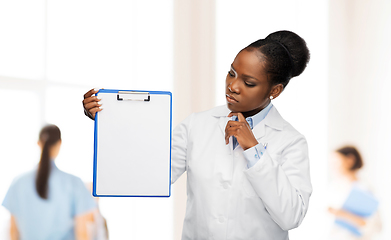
left=2, top=124, right=97, bottom=240
left=327, top=146, right=382, bottom=240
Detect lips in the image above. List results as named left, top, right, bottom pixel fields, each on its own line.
left=226, top=94, right=238, bottom=103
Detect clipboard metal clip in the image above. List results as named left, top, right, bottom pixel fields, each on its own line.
left=117, top=91, right=150, bottom=101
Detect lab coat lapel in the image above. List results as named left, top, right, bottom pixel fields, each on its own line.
left=252, top=106, right=284, bottom=141
left=212, top=105, right=233, bottom=155
left=219, top=116, right=233, bottom=155
left=212, top=105, right=231, bottom=137
left=252, top=121, right=266, bottom=141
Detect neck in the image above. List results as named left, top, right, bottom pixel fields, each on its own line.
left=343, top=170, right=358, bottom=182
left=242, top=101, right=271, bottom=118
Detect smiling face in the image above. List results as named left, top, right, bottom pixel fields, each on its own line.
left=225, top=49, right=280, bottom=118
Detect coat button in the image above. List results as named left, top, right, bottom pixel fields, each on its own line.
left=219, top=217, right=225, bottom=223
left=223, top=182, right=229, bottom=189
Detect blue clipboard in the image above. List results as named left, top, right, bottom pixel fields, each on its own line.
left=92, top=89, right=172, bottom=197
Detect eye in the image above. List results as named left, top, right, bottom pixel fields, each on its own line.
left=228, top=70, right=235, bottom=77
left=244, top=81, right=255, bottom=87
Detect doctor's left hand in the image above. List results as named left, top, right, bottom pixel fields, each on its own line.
left=225, top=112, right=258, bottom=151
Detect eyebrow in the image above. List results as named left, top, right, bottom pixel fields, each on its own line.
left=231, top=64, right=259, bottom=81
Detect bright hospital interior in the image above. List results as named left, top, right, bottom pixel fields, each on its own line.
left=0, top=0, right=390, bottom=239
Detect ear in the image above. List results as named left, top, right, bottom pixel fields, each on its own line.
left=269, top=84, right=284, bottom=100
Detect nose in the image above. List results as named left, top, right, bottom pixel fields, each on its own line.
left=228, top=78, right=240, bottom=94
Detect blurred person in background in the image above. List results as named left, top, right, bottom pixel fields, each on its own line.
left=327, top=146, right=382, bottom=239
left=2, top=124, right=97, bottom=240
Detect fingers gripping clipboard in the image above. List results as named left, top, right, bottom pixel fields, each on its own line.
left=93, top=89, right=172, bottom=197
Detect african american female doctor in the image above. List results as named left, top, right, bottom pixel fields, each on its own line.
left=83, top=30, right=312, bottom=240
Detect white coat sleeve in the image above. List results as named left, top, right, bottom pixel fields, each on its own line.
left=171, top=113, right=194, bottom=184
left=244, top=135, right=312, bottom=231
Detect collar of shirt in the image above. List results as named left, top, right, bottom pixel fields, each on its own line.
left=50, top=160, right=58, bottom=170
left=231, top=102, right=273, bottom=129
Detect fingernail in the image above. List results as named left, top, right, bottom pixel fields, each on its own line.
left=99, top=106, right=103, bottom=110
left=94, top=88, right=99, bottom=91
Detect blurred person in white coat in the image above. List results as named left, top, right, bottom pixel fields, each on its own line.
left=328, top=146, right=382, bottom=240
left=82, top=30, right=312, bottom=240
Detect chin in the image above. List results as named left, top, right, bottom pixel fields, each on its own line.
left=226, top=103, right=242, bottom=113
left=226, top=103, right=235, bottom=111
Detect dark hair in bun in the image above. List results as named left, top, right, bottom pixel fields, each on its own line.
left=245, top=30, right=310, bottom=88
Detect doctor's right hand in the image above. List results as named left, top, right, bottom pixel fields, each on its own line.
left=82, top=88, right=102, bottom=120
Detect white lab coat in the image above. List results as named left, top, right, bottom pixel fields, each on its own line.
left=171, top=105, right=312, bottom=240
